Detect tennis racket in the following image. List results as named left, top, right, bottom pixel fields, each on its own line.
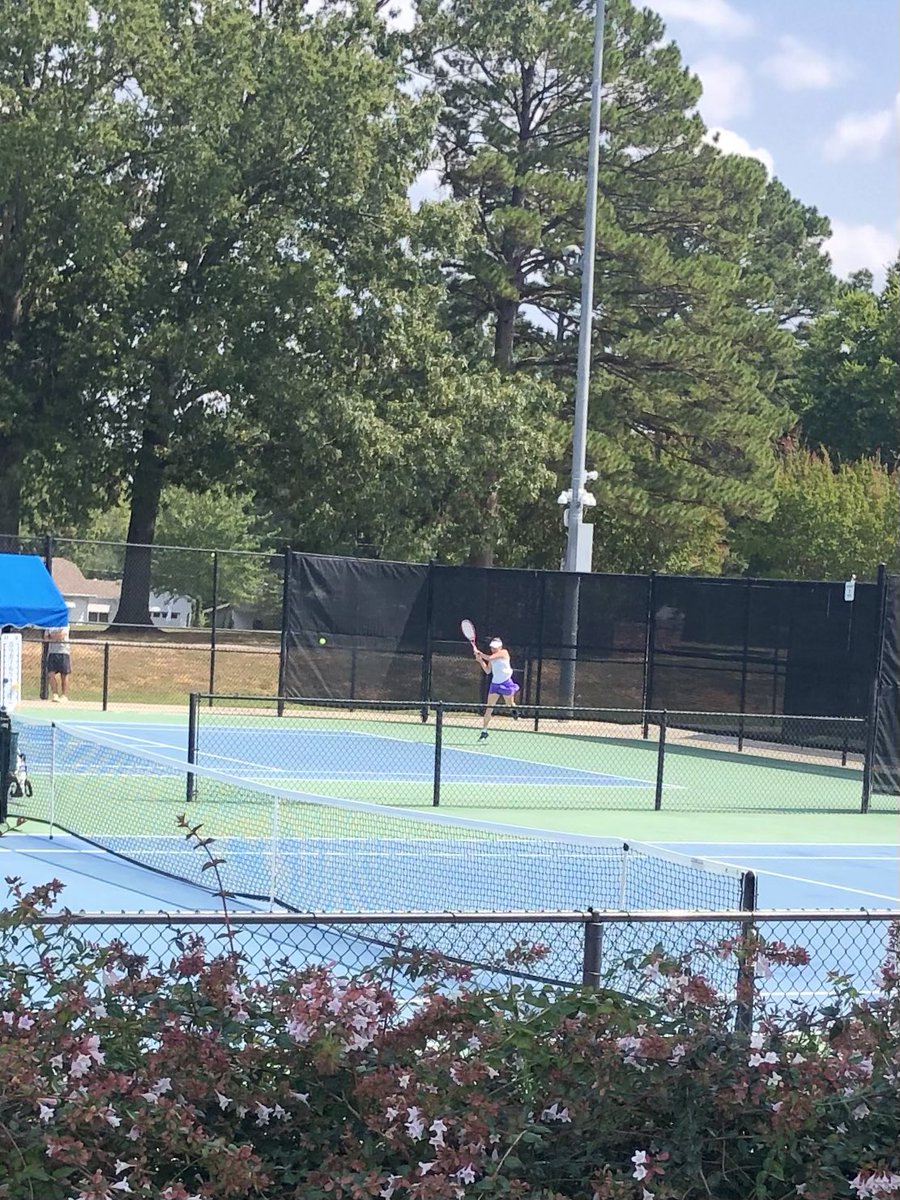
left=461, top=619, right=478, bottom=655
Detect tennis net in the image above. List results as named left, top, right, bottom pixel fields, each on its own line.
left=7, top=715, right=755, bottom=915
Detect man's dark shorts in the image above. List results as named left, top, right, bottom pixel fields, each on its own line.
left=47, top=653, right=71, bottom=676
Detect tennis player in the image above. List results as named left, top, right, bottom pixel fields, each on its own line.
left=475, top=637, right=519, bottom=739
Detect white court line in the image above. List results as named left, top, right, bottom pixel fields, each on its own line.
left=740, top=867, right=898, bottom=905
left=720, top=855, right=899, bottom=862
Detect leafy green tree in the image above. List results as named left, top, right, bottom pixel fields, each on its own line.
left=730, top=448, right=899, bottom=580
left=53, top=487, right=275, bottom=623
left=415, top=0, right=835, bottom=568
left=0, top=0, right=146, bottom=537
left=791, top=264, right=899, bottom=463
left=99, top=0, right=446, bottom=623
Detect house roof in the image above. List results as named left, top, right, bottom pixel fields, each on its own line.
left=51, top=557, right=121, bottom=599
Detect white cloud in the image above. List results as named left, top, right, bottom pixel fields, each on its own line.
left=762, top=36, right=850, bottom=91
left=650, top=0, right=753, bottom=38
left=409, top=167, right=448, bottom=211
left=824, top=106, right=896, bottom=162
left=824, top=220, right=898, bottom=284
left=693, top=56, right=751, bottom=125
left=704, top=127, right=774, bottom=175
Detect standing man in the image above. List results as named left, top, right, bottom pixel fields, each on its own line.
left=475, top=637, right=519, bottom=740
left=44, top=624, right=72, bottom=703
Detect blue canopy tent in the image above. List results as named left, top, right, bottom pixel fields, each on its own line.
left=0, top=554, right=69, bottom=629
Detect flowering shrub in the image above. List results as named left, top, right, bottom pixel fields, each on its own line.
left=0, top=878, right=897, bottom=1199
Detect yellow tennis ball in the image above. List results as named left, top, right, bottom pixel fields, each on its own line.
left=318, top=636, right=327, bottom=645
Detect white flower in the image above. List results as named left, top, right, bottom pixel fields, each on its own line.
left=668, top=1043, right=687, bottom=1065
left=405, top=1106, right=425, bottom=1139
left=749, top=1032, right=765, bottom=1050
left=151, top=1077, right=171, bottom=1096
left=541, top=1102, right=571, bottom=1123
left=467, top=1035, right=481, bottom=1050
left=429, top=1118, right=448, bottom=1146
left=791, top=1053, right=807, bottom=1065
left=255, top=1103, right=272, bottom=1125
left=772, top=1101, right=784, bottom=1112
left=456, top=1164, right=477, bottom=1184
left=17, top=1014, right=34, bottom=1030
left=111, top=1182, right=132, bottom=1194
left=105, top=1111, right=122, bottom=1128
left=127, top=1125, right=141, bottom=1140
left=398, top=1073, right=410, bottom=1089
left=38, top=1103, right=55, bottom=1123
left=385, top=1106, right=399, bottom=1121
left=92, top=1004, right=108, bottom=1018
left=50, top=1054, right=63, bottom=1071
left=0, top=1011, right=13, bottom=1025
left=215, top=1091, right=231, bottom=1110
left=851, top=1103, right=870, bottom=1120
left=632, top=1150, right=650, bottom=1182
left=419, top=1162, right=435, bottom=1175
left=380, top=1175, right=402, bottom=1199
left=115, top=1161, right=133, bottom=1175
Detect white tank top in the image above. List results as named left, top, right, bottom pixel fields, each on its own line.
left=490, top=656, right=513, bottom=683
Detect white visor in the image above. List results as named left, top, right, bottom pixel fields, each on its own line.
left=489, top=638, right=503, bottom=648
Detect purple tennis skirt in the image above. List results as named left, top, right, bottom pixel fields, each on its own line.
left=489, top=679, right=520, bottom=696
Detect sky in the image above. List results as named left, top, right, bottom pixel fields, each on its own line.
left=649, top=0, right=898, bottom=286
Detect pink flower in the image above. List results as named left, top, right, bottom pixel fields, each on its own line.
left=69, top=1053, right=93, bottom=1079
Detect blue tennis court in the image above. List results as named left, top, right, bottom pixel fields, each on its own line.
left=66, top=720, right=659, bottom=788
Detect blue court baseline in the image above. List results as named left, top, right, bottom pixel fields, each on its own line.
left=71, top=722, right=659, bottom=788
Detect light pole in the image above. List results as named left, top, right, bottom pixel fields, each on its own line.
left=557, top=0, right=606, bottom=708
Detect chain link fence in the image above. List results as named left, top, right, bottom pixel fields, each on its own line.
left=19, top=910, right=899, bottom=1029
left=190, top=694, right=885, bottom=813
left=5, top=536, right=284, bottom=707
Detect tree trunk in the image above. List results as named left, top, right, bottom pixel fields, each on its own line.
left=0, top=438, right=23, bottom=547
left=112, top=424, right=167, bottom=628
left=493, top=296, right=518, bottom=372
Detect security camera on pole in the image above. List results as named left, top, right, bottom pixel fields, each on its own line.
left=557, top=0, right=606, bottom=709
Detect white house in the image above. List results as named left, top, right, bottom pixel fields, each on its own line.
left=51, top=558, right=193, bottom=629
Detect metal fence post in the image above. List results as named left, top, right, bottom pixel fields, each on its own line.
left=654, top=710, right=667, bottom=810
left=734, top=870, right=758, bottom=1033
left=737, top=579, right=752, bottom=751
left=276, top=547, right=292, bottom=717
left=40, top=533, right=54, bottom=701
left=861, top=563, right=888, bottom=814
left=432, top=702, right=443, bottom=807
left=534, top=572, right=546, bottom=732
left=420, top=562, right=435, bottom=722
left=582, top=911, right=603, bottom=988
left=642, top=572, right=658, bottom=738
left=0, top=708, right=12, bottom=822
left=186, top=692, right=199, bottom=804
left=208, top=551, right=219, bottom=704
left=102, top=643, right=110, bottom=711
